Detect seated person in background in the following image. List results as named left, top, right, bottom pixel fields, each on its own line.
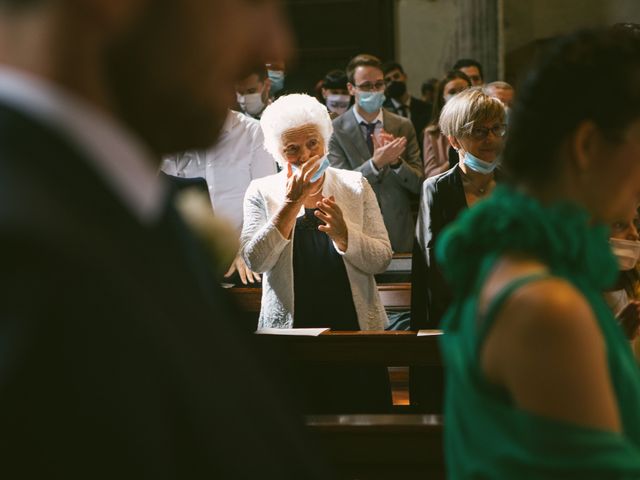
left=236, top=66, right=272, bottom=120
left=329, top=53, right=423, bottom=254
left=382, top=60, right=432, bottom=151
left=320, top=69, right=351, bottom=119
left=421, top=77, right=438, bottom=104
left=162, top=109, right=277, bottom=284
left=484, top=81, right=515, bottom=108
left=437, top=29, right=640, bottom=478
left=241, top=93, right=393, bottom=412
left=412, top=87, right=505, bottom=330
left=605, top=210, right=640, bottom=356
left=452, top=58, right=484, bottom=86
left=423, top=70, right=471, bottom=179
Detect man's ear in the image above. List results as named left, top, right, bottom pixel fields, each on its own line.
left=347, top=82, right=356, bottom=97
left=571, top=120, right=601, bottom=173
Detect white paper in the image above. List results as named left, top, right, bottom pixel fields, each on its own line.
left=417, top=329, right=443, bottom=336
left=255, top=328, right=329, bottom=336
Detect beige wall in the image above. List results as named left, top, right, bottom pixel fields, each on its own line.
left=396, top=0, right=640, bottom=96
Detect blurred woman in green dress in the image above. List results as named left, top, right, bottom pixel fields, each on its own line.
left=436, top=28, right=640, bottom=478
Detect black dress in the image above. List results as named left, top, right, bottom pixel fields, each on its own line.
left=290, top=209, right=391, bottom=413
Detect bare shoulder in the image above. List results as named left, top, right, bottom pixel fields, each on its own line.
left=480, top=255, right=620, bottom=431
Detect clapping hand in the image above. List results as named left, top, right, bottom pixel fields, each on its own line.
left=315, top=196, right=348, bottom=252
left=285, top=156, right=322, bottom=204
left=371, top=130, right=407, bottom=169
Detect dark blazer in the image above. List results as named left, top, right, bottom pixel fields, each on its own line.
left=384, top=96, right=432, bottom=152
left=0, top=105, right=326, bottom=479
left=411, top=165, right=467, bottom=329
left=328, top=107, right=423, bottom=253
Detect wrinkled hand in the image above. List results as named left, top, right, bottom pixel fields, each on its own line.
left=617, top=300, right=640, bottom=341
left=284, top=156, right=323, bottom=204
left=315, top=196, right=348, bottom=252
left=372, top=132, right=407, bottom=169
left=224, top=255, right=261, bottom=285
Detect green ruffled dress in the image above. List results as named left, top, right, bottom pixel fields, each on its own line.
left=436, top=186, right=640, bottom=479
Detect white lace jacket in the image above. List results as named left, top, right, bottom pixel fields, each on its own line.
left=240, top=167, right=392, bottom=330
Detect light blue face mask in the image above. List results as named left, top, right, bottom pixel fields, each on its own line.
left=358, top=91, right=386, bottom=113
left=463, top=151, right=498, bottom=175
left=268, top=70, right=285, bottom=95
left=291, top=155, right=330, bottom=183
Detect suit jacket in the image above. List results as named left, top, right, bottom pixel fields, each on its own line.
left=411, top=165, right=467, bottom=329
left=383, top=96, right=432, bottom=152
left=0, top=104, right=327, bottom=479
left=328, top=107, right=423, bottom=253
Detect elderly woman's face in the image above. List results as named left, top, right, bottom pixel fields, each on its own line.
left=456, top=118, right=506, bottom=163
left=281, top=124, right=325, bottom=165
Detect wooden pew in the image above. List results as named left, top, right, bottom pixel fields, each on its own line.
left=230, top=282, right=412, bottom=314
left=307, top=414, right=445, bottom=480
left=254, top=330, right=441, bottom=367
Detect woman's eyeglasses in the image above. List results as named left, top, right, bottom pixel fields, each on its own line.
left=467, top=124, right=507, bottom=140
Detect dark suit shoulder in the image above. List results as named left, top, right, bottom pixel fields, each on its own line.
left=423, top=164, right=461, bottom=193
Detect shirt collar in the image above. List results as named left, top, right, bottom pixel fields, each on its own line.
left=391, top=97, right=411, bottom=109
left=0, top=66, right=167, bottom=224
left=352, top=105, right=384, bottom=126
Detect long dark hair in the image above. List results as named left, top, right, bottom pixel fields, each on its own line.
left=425, top=70, right=471, bottom=135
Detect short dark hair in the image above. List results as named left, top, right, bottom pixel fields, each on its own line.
left=381, top=61, right=405, bottom=76
left=503, top=29, right=640, bottom=188
left=452, top=58, right=484, bottom=81
left=322, top=69, right=348, bottom=90
left=346, top=54, right=383, bottom=84
left=421, top=78, right=438, bottom=96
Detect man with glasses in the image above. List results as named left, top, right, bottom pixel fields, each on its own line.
left=328, top=54, right=423, bottom=253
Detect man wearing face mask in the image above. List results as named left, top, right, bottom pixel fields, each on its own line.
left=321, top=69, right=351, bottom=119
left=382, top=61, right=431, bottom=153
left=266, top=61, right=287, bottom=98
left=236, top=67, right=272, bottom=119
left=605, top=211, right=640, bottom=350
left=328, top=54, right=423, bottom=253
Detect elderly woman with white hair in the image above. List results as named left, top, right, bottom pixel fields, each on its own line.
left=240, top=93, right=392, bottom=412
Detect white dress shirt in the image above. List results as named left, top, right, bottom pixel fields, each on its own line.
left=161, top=110, right=277, bottom=233
left=0, top=66, right=166, bottom=224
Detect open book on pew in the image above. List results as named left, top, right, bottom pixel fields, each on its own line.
left=255, top=327, right=329, bottom=336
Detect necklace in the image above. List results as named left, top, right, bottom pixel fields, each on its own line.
left=459, top=168, right=494, bottom=196
left=308, top=177, right=325, bottom=197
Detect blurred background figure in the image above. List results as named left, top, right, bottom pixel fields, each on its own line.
left=266, top=60, right=288, bottom=98
left=421, top=77, right=438, bottom=105
left=0, top=0, right=329, bottom=478
left=484, top=81, right=515, bottom=108
left=236, top=66, right=272, bottom=119
left=161, top=108, right=277, bottom=285
left=382, top=60, right=432, bottom=153
left=605, top=208, right=640, bottom=357
left=423, top=70, right=471, bottom=179
left=453, top=58, right=485, bottom=86
left=321, top=69, right=351, bottom=119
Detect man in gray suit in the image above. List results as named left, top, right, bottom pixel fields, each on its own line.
left=328, top=54, right=423, bottom=253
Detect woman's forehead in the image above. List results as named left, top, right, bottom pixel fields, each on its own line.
left=281, top=124, right=321, bottom=144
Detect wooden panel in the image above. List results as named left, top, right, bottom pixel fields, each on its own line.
left=283, top=0, right=396, bottom=94
left=254, top=330, right=443, bottom=367
left=307, top=414, right=445, bottom=480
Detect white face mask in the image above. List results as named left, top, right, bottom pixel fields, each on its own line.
left=236, top=92, right=265, bottom=116
left=610, top=238, right=640, bottom=271
left=326, top=94, right=350, bottom=115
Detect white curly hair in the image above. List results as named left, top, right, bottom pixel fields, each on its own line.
left=260, top=93, right=334, bottom=165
